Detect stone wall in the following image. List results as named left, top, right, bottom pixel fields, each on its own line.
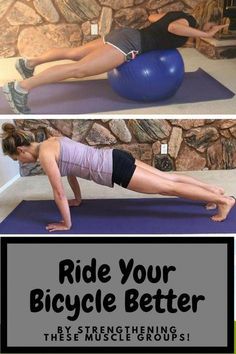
left=0, top=0, right=200, bottom=58
left=14, top=119, right=236, bottom=176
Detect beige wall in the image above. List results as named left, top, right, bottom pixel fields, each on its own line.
left=0, top=119, right=19, bottom=190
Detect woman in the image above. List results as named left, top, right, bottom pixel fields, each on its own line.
left=1, top=123, right=235, bottom=232
left=3, top=11, right=227, bottom=114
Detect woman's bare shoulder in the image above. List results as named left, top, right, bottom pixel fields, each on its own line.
left=39, top=137, right=60, bottom=157
left=41, top=137, right=60, bottom=147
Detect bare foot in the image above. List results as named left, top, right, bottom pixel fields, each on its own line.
left=206, top=203, right=217, bottom=210
left=205, top=186, right=224, bottom=210
left=211, top=197, right=235, bottom=222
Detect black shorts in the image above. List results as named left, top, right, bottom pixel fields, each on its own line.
left=104, top=28, right=141, bottom=61
left=112, top=149, right=136, bottom=188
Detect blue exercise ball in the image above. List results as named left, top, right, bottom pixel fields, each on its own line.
left=108, top=49, right=185, bottom=102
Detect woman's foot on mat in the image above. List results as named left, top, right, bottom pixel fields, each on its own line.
left=3, top=81, right=30, bottom=114
left=15, top=58, right=34, bottom=79
left=206, top=203, right=217, bottom=210
left=211, top=196, right=235, bottom=222
left=205, top=186, right=224, bottom=210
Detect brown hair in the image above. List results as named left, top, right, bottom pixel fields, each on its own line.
left=192, top=0, right=222, bottom=30
left=1, top=122, right=35, bottom=156
left=209, top=8, right=222, bottom=24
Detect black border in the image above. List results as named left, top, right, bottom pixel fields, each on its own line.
left=1, top=237, right=234, bottom=353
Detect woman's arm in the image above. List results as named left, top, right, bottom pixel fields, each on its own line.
left=67, top=176, right=82, bottom=206
left=40, top=152, right=72, bottom=232
left=168, top=21, right=228, bottom=38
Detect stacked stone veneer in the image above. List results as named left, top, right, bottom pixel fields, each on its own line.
left=14, top=119, right=236, bottom=176
left=1, top=0, right=200, bottom=58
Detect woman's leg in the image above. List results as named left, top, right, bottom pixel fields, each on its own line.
left=127, top=166, right=235, bottom=222
left=135, top=160, right=224, bottom=195
left=135, top=160, right=223, bottom=210
left=26, top=39, right=105, bottom=68
left=19, top=44, right=125, bottom=91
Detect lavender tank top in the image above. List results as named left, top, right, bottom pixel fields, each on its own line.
left=57, top=137, right=113, bottom=187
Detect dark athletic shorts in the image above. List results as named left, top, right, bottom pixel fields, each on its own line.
left=112, top=149, right=136, bottom=188
left=104, top=28, right=141, bottom=61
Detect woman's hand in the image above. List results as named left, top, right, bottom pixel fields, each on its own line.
left=206, top=24, right=229, bottom=38
left=46, top=221, right=71, bottom=232
left=68, top=198, right=82, bottom=207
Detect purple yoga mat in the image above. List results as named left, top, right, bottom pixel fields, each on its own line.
left=0, top=68, right=234, bottom=114
left=0, top=198, right=235, bottom=234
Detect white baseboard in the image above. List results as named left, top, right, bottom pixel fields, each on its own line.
left=0, top=174, right=20, bottom=194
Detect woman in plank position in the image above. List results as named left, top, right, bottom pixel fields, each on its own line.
left=3, top=10, right=227, bottom=113
left=1, top=123, right=235, bottom=232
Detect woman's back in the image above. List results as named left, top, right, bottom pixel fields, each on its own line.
left=57, top=137, right=113, bottom=187
left=139, top=11, right=197, bottom=52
